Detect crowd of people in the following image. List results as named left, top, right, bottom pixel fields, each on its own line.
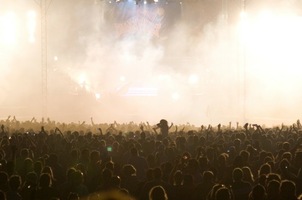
left=0, top=116, right=302, bottom=200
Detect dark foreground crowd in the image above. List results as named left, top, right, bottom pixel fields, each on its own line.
left=1, top=117, right=302, bottom=200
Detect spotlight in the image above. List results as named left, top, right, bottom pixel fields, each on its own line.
left=172, top=92, right=180, bottom=101
left=95, top=93, right=101, bottom=99
left=188, top=74, right=199, bottom=85
left=0, top=12, right=17, bottom=45
left=54, top=56, right=58, bottom=61
left=240, top=11, right=247, bottom=19
left=120, top=76, right=126, bottom=82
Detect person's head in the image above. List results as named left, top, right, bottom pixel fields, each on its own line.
left=215, top=187, right=232, bottom=200
left=279, top=159, right=290, bottom=171
left=149, top=185, right=168, bottom=200
left=232, top=168, right=243, bottom=182
left=0, top=172, right=8, bottom=185
left=66, top=168, right=76, bottom=182
left=259, top=163, right=271, bottom=176
left=34, top=161, right=43, bottom=175
left=9, top=175, right=21, bottom=191
left=234, top=138, right=241, bottom=149
left=280, top=180, right=296, bottom=199
left=110, top=176, right=121, bottom=188
left=90, top=150, right=100, bottom=163
left=157, top=119, right=168, bottom=128
left=266, top=173, right=281, bottom=183
left=203, top=171, right=214, bottom=183
left=70, top=149, right=79, bottom=160
left=39, top=173, right=52, bottom=188
left=42, top=166, right=55, bottom=179
left=208, top=184, right=225, bottom=200
left=218, top=154, right=227, bottom=166
left=105, top=161, right=114, bottom=172
left=24, top=158, right=34, bottom=171
left=282, top=142, right=290, bottom=151
left=250, top=184, right=266, bottom=200
left=242, top=166, right=254, bottom=183
left=20, top=148, right=29, bottom=159
left=173, top=170, right=183, bottom=185
left=0, top=190, right=6, bottom=200
left=240, top=150, right=250, bottom=163
left=25, top=172, right=38, bottom=186
left=130, top=147, right=138, bottom=157
left=80, top=149, right=90, bottom=160
left=102, top=168, right=113, bottom=182
left=122, top=164, right=136, bottom=177
left=267, top=180, right=280, bottom=197
left=72, top=170, right=84, bottom=186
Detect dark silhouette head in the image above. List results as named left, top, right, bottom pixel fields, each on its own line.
left=149, top=185, right=168, bottom=200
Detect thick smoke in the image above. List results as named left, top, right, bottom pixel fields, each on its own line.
left=0, top=0, right=302, bottom=126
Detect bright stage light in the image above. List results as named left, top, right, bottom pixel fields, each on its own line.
left=54, top=56, right=58, bottom=61
left=238, top=11, right=302, bottom=96
left=95, top=93, right=101, bottom=99
left=240, top=11, right=247, bottom=19
left=241, top=12, right=302, bottom=60
left=172, top=92, right=180, bottom=101
left=0, top=12, right=17, bottom=45
left=78, top=73, right=90, bottom=91
left=120, top=76, right=126, bottom=82
left=27, top=10, right=36, bottom=43
left=158, top=74, right=171, bottom=81
left=188, top=74, right=199, bottom=85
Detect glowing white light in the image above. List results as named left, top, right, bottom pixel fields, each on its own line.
left=154, top=0, right=158, bottom=2
left=27, top=10, right=36, bottom=43
left=158, top=74, right=170, bottom=81
left=120, top=76, right=126, bottom=82
left=172, top=92, right=180, bottom=101
left=240, top=11, right=247, bottom=19
left=238, top=11, right=302, bottom=100
left=188, top=74, right=199, bottom=85
left=79, top=73, right=87, bottom=85
left=238, top=11, right=250, bottom=43
left=95, top=93, right=101, bottom=99
left=0, top=12, right=17, bottom=45
left=54, top=56, right=58, bottom=61
left=179, top=2, right=182, bottom=4
left=144, top=1, right=147, bottom=4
